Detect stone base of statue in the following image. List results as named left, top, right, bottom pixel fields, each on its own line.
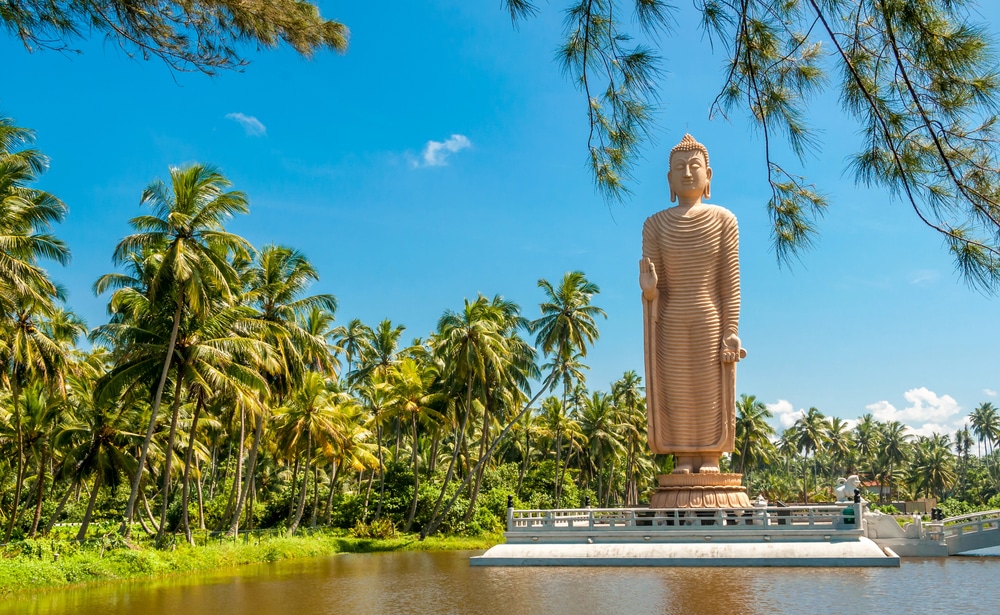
left=649, top=473, right=751, bottom=509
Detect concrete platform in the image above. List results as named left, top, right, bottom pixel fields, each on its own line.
left=471, top=537, right=899, bottom=567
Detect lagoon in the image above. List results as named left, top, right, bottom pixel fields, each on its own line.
left=5, top=549, right=1000, bottom=615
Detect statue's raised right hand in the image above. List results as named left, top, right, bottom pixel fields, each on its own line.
left=639, top=258, right=659, bottom=301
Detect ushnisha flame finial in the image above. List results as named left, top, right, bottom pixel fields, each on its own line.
left=670, top=134, right=709, bottom=167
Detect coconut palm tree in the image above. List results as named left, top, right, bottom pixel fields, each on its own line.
left=389, top=356, right=444, bottom=531
left=226, top=244, right=337, bottom=535
left=531, top=271, right=606, bottom=361
left=275, top=371, right=353, bottom=535
left=318, top=407, right=378, bottom=525
left=908, top=434, right=957, bottom=499
left=579, top=390, right=620, bottom=505
left=853, top=413, right=880, bottom=479
left=0, top=116, right=69, bottom=306
left=59, top=383, right=140, bottom=541
left=0, top=115, right=71, bottom=540
left=422, top=275, right=604, bottom=538
left=351, top=319, right=404, bottom=385
left=0, top=293, right=70, bottom=540
left=954, top=426, right=974, bottom=499
left=464, top=295, right=536, bottom=521
left=793, top=407, right=828, bottom=503
left=15, top=381, right=66, bottom=537
left=354, top=374, right=392, bottom=519
left=733, top=394, right=775, bottom=476
left=826, top=417, right=853, bottom=478
left=970, top=402, right=1000, bottom=461
left=878, top=421, right=911, bottom=504
left=611, top=371, right=645, bottom=505
left=101, top=163, right=251, bottom=536
left=335, top=319, right=372, bottom=387
left=423, top=297, right=507, bottom=530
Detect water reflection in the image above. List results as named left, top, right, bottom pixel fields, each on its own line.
left=6, top=550, right=1000, bottom=615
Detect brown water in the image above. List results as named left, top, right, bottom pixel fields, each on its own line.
left=5, top=550, right=1000, bottom=615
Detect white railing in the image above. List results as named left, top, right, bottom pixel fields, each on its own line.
left=507, top=504, right=862, bottom=533
left=932, top=510, right=1000, bottom=542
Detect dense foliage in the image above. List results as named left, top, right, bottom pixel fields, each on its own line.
left=735, top=397, right=1000, bottom=508
left=2, top=0, right=347, bottom=73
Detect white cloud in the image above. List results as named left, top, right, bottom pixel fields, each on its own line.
left=225, top=112, right=267, bottom=137
left=767, top=399, right=804, bottom=429
left=865, top=387, right=963, bottom=437
left=865, top=387, right=961, bottom=424
left=909, top=269, right=940, bottom=285
left=415, top=134, right=471, bottom=167
left=906, top=422, right=953, bottom=438
left=985, top=388, right=998, bottom=398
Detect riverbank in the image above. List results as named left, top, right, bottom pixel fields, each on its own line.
left=0, top=531, right=501, bottom=596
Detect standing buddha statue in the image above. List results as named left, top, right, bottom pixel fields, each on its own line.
left=640, top=134, right=746, bottom=477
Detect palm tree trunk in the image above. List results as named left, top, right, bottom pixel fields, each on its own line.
left=29, top=454, right=47, bottom=537
left=374, top=422, right=386, bottom=520
left=464, top=398, right=492, bottom=523
left=140, top=489, right=160, bottom=535
left=288, top=431, right=312, bottom=536
left=394, top=418, right=402, bottom=465
left=156, top=371, right=187, bottom=543
left=181, top=394, right=204, bottom=545
left=517, top=428, right=530, bottom=496
left=405, top=414, right=420, bottom=532
left=597, top=451, right=605, bottom=506
left=5, top=379, right=24, bottom=542
left=247, top=475, right=257, bottom=530
left=229, top=407, right=262, bottom=536
left=553, top=431, right=564, bottom=506
left=225, top=405, right=248, bottom=533
left=428, top=435, right=439, bottom=477
left=122, top=298, right=183, bottom=537
left=555, top=382, right=569, bottom=505
left=43, top=482, right=75, bottom=535
left=324, top=463, right=339, bottom=525
left=421, top=377, right=474, bottom=538
left=196, top=455, right=206, bottom=530
left=76, top=474, right=102, bottom=541
left=559, top=441, right=572, bottom=504
left=214, top=456, right=238, bottom=531
left=208, top=441, right=218, bottom=500
left=362, top=469, right=374, bottom=519
left=287, top=457, right=300, bottom=522
left=802, top=453, right=809, bottom=504
left=310, top=465, right=320, bottom=528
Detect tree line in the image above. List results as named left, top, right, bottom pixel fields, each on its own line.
left=2, top=114, right=998, bottom=547
left=0, top=115, right=656, bottom=543
left=734, top=396, right=1000, bottom=510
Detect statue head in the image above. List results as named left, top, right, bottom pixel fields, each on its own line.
left=667, top=134, right=712, bottom=203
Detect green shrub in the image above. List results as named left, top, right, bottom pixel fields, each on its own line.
left=350, top=518, right=396, bottom=539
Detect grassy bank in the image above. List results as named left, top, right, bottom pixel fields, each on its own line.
left=0, top=531, right=501, bottom=596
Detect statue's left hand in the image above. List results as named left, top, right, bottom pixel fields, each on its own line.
left=720, top=334, right=746, bottom=363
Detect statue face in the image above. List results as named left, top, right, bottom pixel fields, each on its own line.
left=668, top=150, right=712, bottom=201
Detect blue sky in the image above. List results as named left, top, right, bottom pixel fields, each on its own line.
left=2, top=1, right=998, bottom=439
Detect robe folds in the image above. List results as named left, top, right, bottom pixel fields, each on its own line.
left=642, top=204, right=740, bottom=455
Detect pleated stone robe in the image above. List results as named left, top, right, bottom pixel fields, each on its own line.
left=642, top=203, right=740, bottom=456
